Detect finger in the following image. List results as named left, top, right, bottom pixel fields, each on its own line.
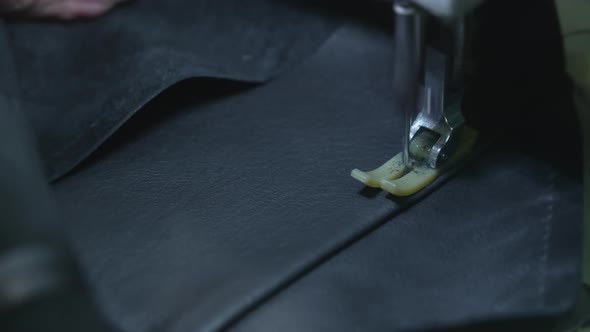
left=24, top=0, right=126, bottom=19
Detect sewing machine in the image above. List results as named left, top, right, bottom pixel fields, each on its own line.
left=352, top=0, right=485, bottom=196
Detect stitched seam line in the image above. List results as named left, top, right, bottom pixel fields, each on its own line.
left=539, top=167, right=556, bottom=309
left=205, top=144, right=489, bottom=332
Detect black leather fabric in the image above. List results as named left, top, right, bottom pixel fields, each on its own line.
left=6, top=0, right=344, bottom=181
left=0, top=21, right=61, bottom=250
left=50, top=22, right=583, bottom=332
left=1, top=22, right=120, bottom=332
left=231, top=147, right=582, bottom=332
left=1, top=0, right=582, bottom=331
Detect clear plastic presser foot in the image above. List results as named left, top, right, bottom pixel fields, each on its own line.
left=351, top=1, right=478, bottom=197
left=351, top=127, right=477, bottom=197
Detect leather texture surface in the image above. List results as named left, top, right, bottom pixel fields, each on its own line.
left=231, top=146, right=582, bottom=332
left=50, top=21, right=583, bottom=332
left=6, top=0, right=344, bottom=181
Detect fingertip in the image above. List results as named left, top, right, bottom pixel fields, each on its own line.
left=60, top=2, right=113, bottom=19
left=21, top=0, right=126, bottom=20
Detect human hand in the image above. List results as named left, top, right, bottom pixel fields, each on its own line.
left=0, top=0, right=127, bottom=19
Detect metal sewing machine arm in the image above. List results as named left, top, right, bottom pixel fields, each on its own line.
left=395, top=0, right=485, bottom=169
left=352, top=0, right=485, bottom=196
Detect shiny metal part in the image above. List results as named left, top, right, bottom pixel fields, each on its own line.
left=410, top=46, right=465, bottom=168
left=393, top=0, right=469, bottom=169
left=411, top=0, right=484, bottom=20
left=392, top=1, right=424, bottom=170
